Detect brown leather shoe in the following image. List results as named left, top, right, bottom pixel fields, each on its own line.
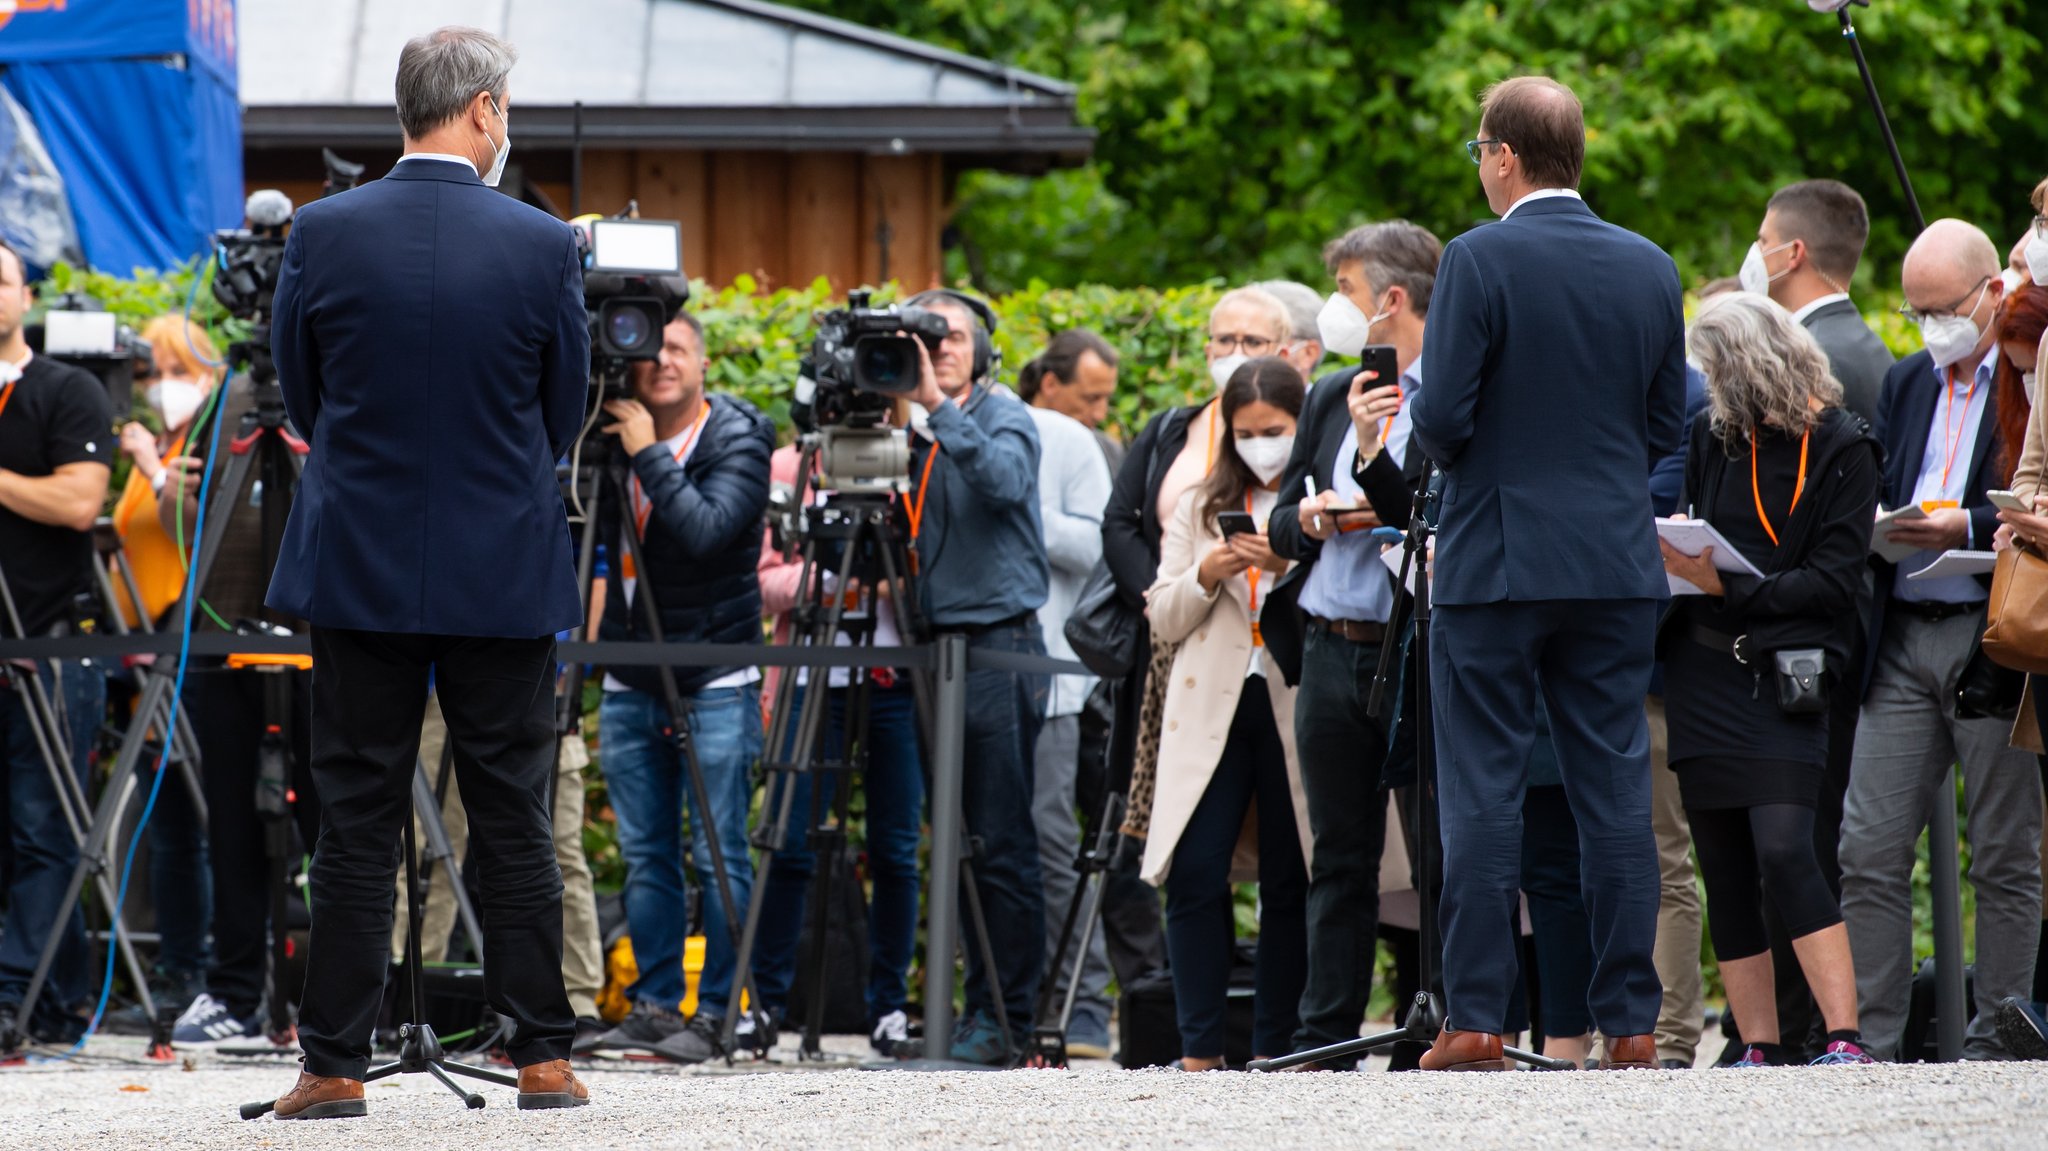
left=273, top=1071, right=366, bottom=1120
left=1420, top=1027, right=1507, bottom=1072
left=517, top=1059, right=590, bottom=1110
left=1600, top=1034, right=1658, bottom=1070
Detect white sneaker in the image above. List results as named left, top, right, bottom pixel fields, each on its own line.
left=871, top=1009, right=912, bottom=1057
left=172, top=994, right=261, bottom=1046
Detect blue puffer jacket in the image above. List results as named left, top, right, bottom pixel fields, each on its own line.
left=599, top=392, right=775, bottom=696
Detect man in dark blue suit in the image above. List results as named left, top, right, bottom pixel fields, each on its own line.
left=1410, top=76, right=1686, bottom=1071
left=263, top=28, right=592, bottom=1117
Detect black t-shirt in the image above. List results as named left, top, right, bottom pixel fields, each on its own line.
left=0, top=355, right=114, bottom=635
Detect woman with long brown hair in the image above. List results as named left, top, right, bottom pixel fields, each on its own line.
left=1141, top=356, right=1311, bottom=1070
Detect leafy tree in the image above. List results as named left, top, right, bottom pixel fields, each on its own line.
left=787, top=0, right=2047, bottom=295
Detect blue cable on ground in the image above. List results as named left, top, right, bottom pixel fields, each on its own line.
left=37, top=257, right=229, bottom=1060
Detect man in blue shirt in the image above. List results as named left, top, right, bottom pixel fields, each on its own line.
left=1269, top=220, right=1442, bottom=1058
left=1839, top=219, right=2041, bottom=1060
left=900, top=289, right=1052, bottom=1064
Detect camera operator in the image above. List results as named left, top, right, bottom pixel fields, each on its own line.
left=895, top=289, right=1053, bottom=1065
left=0, top=236, right=112, bottom=1045
left=591, top=310, right=774, bottom=1064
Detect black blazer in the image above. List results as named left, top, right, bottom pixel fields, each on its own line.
left=1102, top=404, right=1201, bottom=608
left=1861, top=349, right=2007, bottom=686
left=1263, top=365, right=1419, bottom=683
left=268, top=159, right=589, bottom=637
left=1663, top=408, right=1882, bottom=679
left=1801, top=298, right=1894, bottom=428
left=1412, top=196, right=1688, bottom=605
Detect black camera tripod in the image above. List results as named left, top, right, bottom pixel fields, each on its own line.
left=719, top=440, right=1014, bottom=1067
left=558, top=447, right=771, bottom=1058
left=1246, top=464, right=1571, bottom=1074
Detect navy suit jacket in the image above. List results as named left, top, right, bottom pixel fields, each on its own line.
left=1412, top=196, right=1687, bottom=604
left=266, top=159, right=590, bottom=637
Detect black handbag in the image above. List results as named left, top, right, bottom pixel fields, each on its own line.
left=1064, top=559, right=1140, bottom=679
left=1773, top=648, right=1828, bottom=715
left=1956, top=647, right=2026, bottom=720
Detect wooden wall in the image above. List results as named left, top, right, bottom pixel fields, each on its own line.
left=540, top=149, right=943, bottom=292
left=249, top=148, right=946, bottom=294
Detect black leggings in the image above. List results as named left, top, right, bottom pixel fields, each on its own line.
left=1690, top=803, right=1841, bottom=962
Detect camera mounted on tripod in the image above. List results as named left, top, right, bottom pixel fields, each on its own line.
left=570, top=213, right=688, bottom=395
left=27, top=292, right=153, bottom=416
left=784, top=289, right=951, bottom=503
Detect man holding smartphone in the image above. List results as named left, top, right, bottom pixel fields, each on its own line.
left=1266, top=221, right=1443, bottom=1059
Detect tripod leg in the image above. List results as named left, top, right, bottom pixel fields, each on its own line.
left=425, top=1060, right=487, bottom=1109
left=441, top=1058, right=521, bottom=1089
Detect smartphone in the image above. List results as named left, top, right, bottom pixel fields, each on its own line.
left=1352, top=345, right=1400, bottom=392
left=1988, top=490, right=2032, bottom=514
left=1217, top=511, right=1258, bottom=538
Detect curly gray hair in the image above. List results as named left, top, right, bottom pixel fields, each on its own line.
left=1686, top=292, right=1842, bottom=453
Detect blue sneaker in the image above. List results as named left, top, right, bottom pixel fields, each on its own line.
left=1065, top=1016, right=1113, bottom=1061
left=896, top=1011, right=1013, bottom=1066
left=1810, top=1040, right=1877, bottom=1066
left=172, top=994, right=262, bottom=1047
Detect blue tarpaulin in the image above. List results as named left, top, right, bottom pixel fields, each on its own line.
left=0, top=0, right=242, bottom=275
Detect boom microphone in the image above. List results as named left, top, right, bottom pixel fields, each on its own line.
left=244, top=189, right=294, bottom=231
left=1805, top=0, right=1867, bottom=12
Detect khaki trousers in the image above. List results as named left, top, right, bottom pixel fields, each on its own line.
left=393, top=694, right=606, bottom=1020
left=1646, top=696, right=1704, bottom=1065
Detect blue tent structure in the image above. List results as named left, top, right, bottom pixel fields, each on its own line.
left=0, top=0, right=243, bottom=275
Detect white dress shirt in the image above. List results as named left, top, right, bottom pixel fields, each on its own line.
left=1502, top=188, right=1584, bottom=218
left=398, top=152, right=477, bottom=173
left=1895, top=346, right=1998, bottom=604
left=1791, top=293, right=1852, bottom=325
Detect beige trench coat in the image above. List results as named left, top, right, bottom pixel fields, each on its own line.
left=1138, top=490, right=1314, bottom=887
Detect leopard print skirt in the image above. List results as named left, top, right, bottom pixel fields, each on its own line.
left=1119, top=635, right=1180, bottom=840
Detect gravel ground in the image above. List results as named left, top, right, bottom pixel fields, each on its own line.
left=5, top=1036, right=2048, bottom=1150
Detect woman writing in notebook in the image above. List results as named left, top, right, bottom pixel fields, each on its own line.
left=1657, top=292, right=1882, bottom=1067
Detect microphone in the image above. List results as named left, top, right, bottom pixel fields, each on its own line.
left=244, top=189, right=294, bottom=230
left=1805, top=0, right=1868, bottom=12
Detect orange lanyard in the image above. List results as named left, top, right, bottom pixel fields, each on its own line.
left=1750, top=428, right=1810, bottom=548
left=1203, top=400, right=1221, bottom=471
left=905, top=442, right=940, bottom=570
left=1243, top=491, right=1264, bottom=646
left=0, top=378, right=14, bottom=422
left=1937, top=365, right=1979, bottom=492
left=1380, top=380, right=1405, bottom=445
left=630, top=404, right=711, bottom=539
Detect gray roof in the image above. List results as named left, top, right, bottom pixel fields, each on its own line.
left=239, top=0, right=1091, bottom=163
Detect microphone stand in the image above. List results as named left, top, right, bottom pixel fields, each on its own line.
left=1830, top=1, right=1926, bottom=233
left=1248, top=462, right=1570, bottom=1073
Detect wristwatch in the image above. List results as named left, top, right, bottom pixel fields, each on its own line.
left=149, top=469, right=168, bottom=494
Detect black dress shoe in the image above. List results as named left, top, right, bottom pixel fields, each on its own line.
left=1995, top=997, right=2048, bottom=1060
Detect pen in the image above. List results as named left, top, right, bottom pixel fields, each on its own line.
left=1305, top=475, right=1321, bottom=534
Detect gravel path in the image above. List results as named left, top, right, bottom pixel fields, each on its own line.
left=5, top=1042, right=2048, bottom=1150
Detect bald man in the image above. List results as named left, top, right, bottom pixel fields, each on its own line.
left=1838, top=218, right=2043, bottom=1060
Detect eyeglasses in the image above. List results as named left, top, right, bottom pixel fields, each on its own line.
left=1898, top=275, right=1992, bottom=326
left=2034, top=214, right=2048, bottom=239
left=1466, top=138, right=1502, bottom=165
left=1209, top=333, right=1279, bottom=355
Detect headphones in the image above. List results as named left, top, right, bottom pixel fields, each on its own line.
left=908, top=289, right=1000, bottom=383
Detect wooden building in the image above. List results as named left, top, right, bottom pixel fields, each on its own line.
left=238, top=0, right=1093, bottom=291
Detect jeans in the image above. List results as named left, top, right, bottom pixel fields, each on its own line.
left=601, top=684, right=761, bottom=1015
left=958, top=622, right=1050, bottom=1034
left=0, top=660, right=102, bottom=1019
left=1290, top=625, right=1390, bottom=1051
left=755, top=681, right=924, bottom=1025
left=1163, top=677, right=1309, bottom=1058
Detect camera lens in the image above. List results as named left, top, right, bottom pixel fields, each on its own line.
left=853, top=337, right=916, bottom=395
left=607, top=306, right=651, bottom=354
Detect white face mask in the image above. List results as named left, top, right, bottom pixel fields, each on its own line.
left=2025, top=371, right=2039, bottom=404
left=2000, top=267, right=2024, bottom=295
left=2024, top=231, right=2048, bottom=288
left=1316, top=292, right=1390, bottom=358
left=1208, top=353, right=1250, bottom=390
left=478, top=95, right=510, bottom=188
left=1918, top=279, right=1991, bottom=370
left=1235, top=434, right=1294, bottom=485
left=147, top=378, right=205, bottom=430
left=1738, top=241, right=1793, bottom=298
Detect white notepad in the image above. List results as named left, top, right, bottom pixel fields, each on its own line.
left=1656, top=517, right=1764, bottom=596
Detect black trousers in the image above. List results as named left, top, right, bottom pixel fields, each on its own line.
left=185, top=665, right=318, bottom=1019
left=1289, top=624, right=1390, bottom=1051
left=298, top=628, right=570, bottom=1079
